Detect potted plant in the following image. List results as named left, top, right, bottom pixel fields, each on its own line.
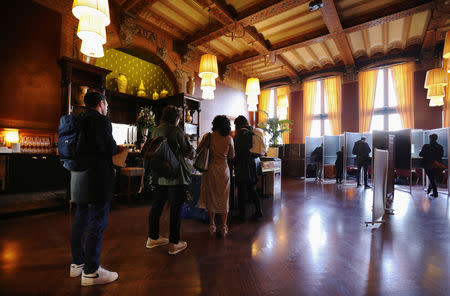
left=258, top=111, right=292, bottom=158
left=136, top=106, right=156, bottom=144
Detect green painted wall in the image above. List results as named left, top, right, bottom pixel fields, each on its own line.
left=96, top=49, right=174, bottom=98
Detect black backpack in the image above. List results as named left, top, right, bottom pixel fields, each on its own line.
left=141, top=129, right=180, bottom=179
left=58, top=113, right=90, bottom=171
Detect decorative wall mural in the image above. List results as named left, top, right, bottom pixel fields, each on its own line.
left=96, top=49, right=174, bottom=97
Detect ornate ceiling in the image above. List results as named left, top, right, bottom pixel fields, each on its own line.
left=114, top=0, right=450, bottom=83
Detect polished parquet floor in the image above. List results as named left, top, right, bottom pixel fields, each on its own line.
left=1, top=178, right=450, bottom=296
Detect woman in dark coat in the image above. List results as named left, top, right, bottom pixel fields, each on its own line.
left=234, top=116, right=263, bottom=220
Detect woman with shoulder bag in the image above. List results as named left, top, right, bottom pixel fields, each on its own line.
left=198, top=115, right=235, bottom=237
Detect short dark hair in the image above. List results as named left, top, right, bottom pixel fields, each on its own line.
left=430, top=133, right=438, bottom=142
left=234, top=115, right=249, bottom=130
left=84, top=91, right=106, bottom=108
left=361, top=136, right=366, bottom=141
left=212, top=115, right=231, bottom=137
left=161, top=105, right=181, bottom=125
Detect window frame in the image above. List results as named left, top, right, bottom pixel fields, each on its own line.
left=311, top=80, right=329, bottom=136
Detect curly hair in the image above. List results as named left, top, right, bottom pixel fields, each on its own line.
left=212, top=115, right=231, bottom=137
left=161, top=105, right=181, bottom=125
left=234, top=115, right=249, bottom=131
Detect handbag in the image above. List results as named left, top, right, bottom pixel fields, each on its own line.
left=194, top=133, right=211, bottom=172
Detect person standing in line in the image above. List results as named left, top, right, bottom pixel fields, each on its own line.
left=198, top=115, right=235, bottom=237
left=352, top=136, right=371, bottom=188
left=70, top=91, right=121, bottom=286
left=311, top=144, right=323, bottom=181
left=146, top=106, right=194, bottom=255
left=233, top=116, right=263, bottom=221
left=335, top=146, right=344, bottom=184
left=419, top=133, right=444, bottom=198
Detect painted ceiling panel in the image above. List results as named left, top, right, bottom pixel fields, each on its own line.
left=347, top=31, right=365, bottom=56
left=367, top=25, right=383, bottom=54
left=210, top=39, right=240, bottom=56
left=408, top=11, right=429, bottom=40
left=253, top=4, right=311, bottom=31
left=336, top=0, right=402, bottom=22
left=165, top=0, right=209, bottom=26
left=151, top=2, right=196, bottom=33
left=296, top=47, right=318, bottom=68
left=281, top=52, right=303, bottom=69
left=217, top=36, right=248, bottom=54
left=310, top=43, right=331, bottom=65
left=225, top=0, right=263, bottom=13
left=388, top=18, right=404, bottom=44
left=263, top=18, right=325, bottom=44
left=324, top=39, right=341, bottom=60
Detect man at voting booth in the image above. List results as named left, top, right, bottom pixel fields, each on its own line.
left=352, top=137, right=371, bottom=189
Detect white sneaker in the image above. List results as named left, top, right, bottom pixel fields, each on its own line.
left=81, top=266, right=118, bottom=286
left=146, top=237, right=169, bottom=249
left=168, top=241, right=187, bottom=255
left=70, top=263, right=84, bottom=277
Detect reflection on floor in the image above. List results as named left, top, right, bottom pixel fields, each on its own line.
left=0, top=177, right=449, bottom=295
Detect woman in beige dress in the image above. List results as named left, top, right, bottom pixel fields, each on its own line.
left=198, top=115, right=235, bottom=236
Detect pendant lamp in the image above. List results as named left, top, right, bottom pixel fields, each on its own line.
left=200, top=72, right=216, bottom=100
left=245, top=78, right=260, bottom=111
left=80, top=39, right=104, bottom=58
left=427, top=85, right=445, bottom=99
left=424, top=68, right=448, bottom=88
left=429, top=96, right=444, bottom=107
left=77, top=14, right=107, bottom=45
left=73, top=0, right=110, bottom=26
left=444, top=31, right=450, bottom=60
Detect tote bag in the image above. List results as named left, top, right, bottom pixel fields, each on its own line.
left=194, top=133, right=211, bottom=172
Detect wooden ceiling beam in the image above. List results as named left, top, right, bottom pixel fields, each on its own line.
left=191, top=0, right=235, bottom=24
left=136, top=11, right=187, bottom=39
left=188, top=0, right=308, bottom=46
left=421, top=0, right=450, bottom=49
left=126, top=0, right=158, bottom=15
left=320, top=0, right=354, bottom=65
left=274, top=55, right=299, bottom=77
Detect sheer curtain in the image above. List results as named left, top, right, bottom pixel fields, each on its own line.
left=277, top=86, right=290, bottom=144
left=390, top=62, right=414, bottom=128
left=324, top=76, right=342, bottom=135
left=358, top=69, right=378, bottom=132
left=258, top=89, right=271, bottom=124
left=303, top=80, right=317, bottom=142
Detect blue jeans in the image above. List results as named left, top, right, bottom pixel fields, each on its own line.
left=71, top=201, right=111, bottom=274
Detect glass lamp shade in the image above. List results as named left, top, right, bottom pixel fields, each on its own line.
left=73, top=0, right=110, bottom=26
left=248, top=103, right=257, bottom=112
left=5, top=130, right=19, bottom=143
left=77, top=14, right=106, bottom=44
left=429, top=96, right=444, bottom=107
left=198, top=54, right=218, bottom=79
left=427, top=85, right=445, bottom=99
left=245, top=78, right=260, bottom=95
left=80, top=39, right=104, bottom=58
left=247, top=94, right=258, bottom=105
left=444, top=31, right=450, bottom=59
left=424, top=68, right=448, bottom=88
left=277, top=94, right=289, bottom=108
left=202, top=88, right=215, bottom=100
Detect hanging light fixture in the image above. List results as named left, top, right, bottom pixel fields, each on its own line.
left=443, top=31, right=450, bottom=60
left=72, top=0, right=110, bottom=58
left=200, top=72, right=216, bottom=100
left=429, top=96, right=444, bottom=107
left=245, top=77, right=260, bottom=111
left=72, top=0, right=110, bottom=26
left=427, top=85, right=445, bottom=99
left=424, top=68, right=448, bottom=88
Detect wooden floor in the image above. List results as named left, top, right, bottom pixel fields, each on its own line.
left=1, top=178, right=450, bottom=296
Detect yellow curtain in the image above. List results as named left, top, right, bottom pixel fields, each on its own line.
left=323, top=76, right=342, bottom=135
left=358, top=70, right=378, bottom=132
left=303, top=80, right=317, bottom=142
left=444, top=59, right=450, bottom=127
left=390, top=62, right=414, bottom=128
left=277, top=86, right=290, bottom=144
left=258, top=89, right=271, bottom=124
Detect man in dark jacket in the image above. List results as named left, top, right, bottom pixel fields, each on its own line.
left=419, top=133, right=444, bottom=197
left=234, top=116, right=263, bottom=220
left=352, top=136, right=371, bottom=188
left=311, top=144, right=323, bottom=181
left=335, top=146, right=344, bottom=184
left=69, top=91, right=120, bottom=286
